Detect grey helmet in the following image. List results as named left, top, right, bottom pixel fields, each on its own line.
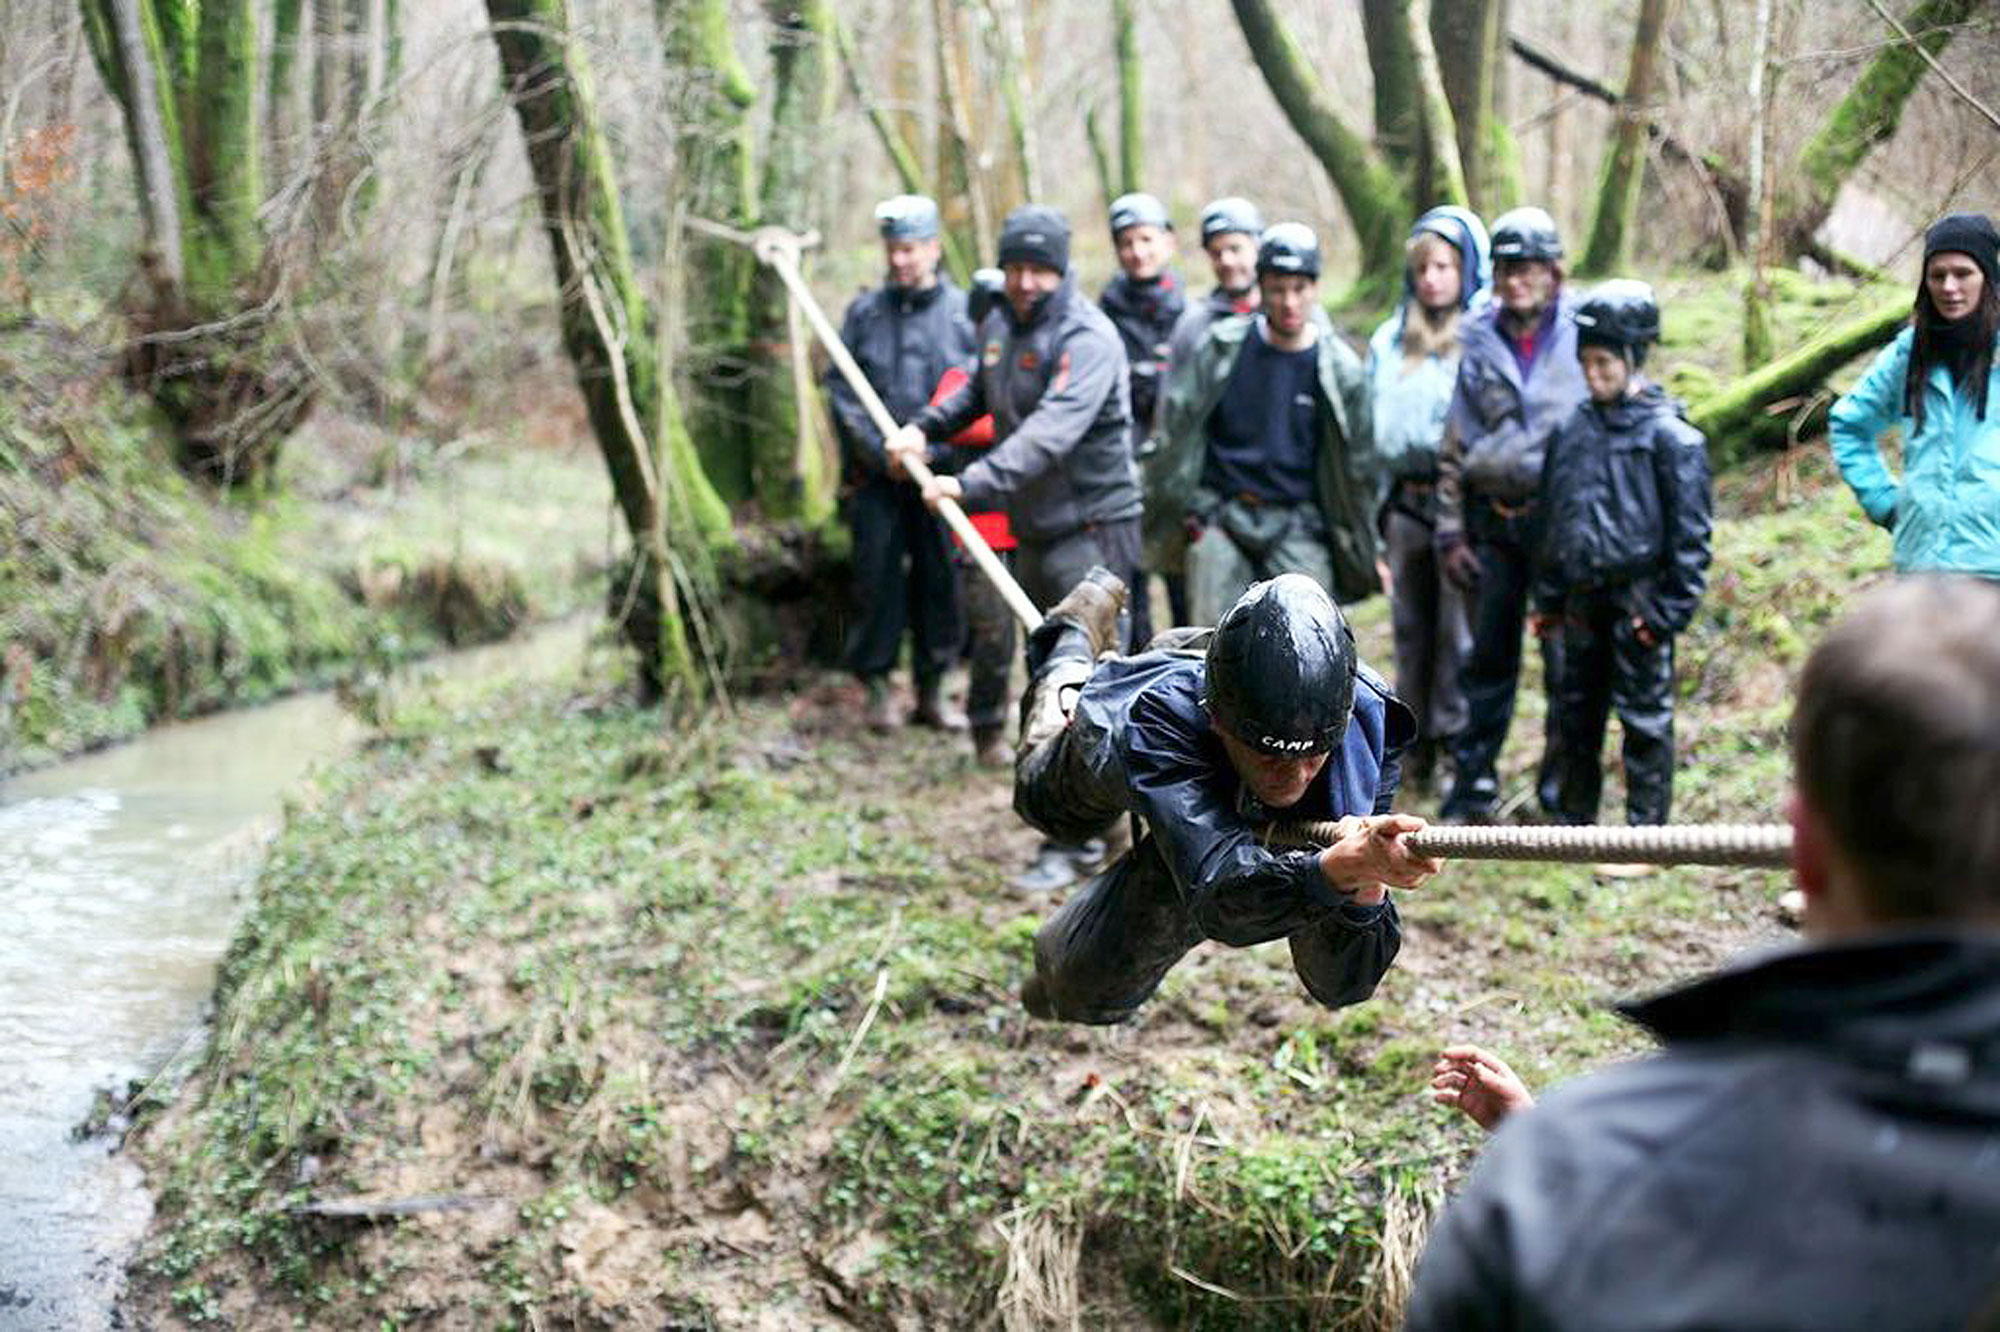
left=1109, top=192, right=1173, bottom=237
left=875, top=194, right=941, bottom=241
left=1489, top=206, right=1564, bottom=262
left=1199, top=196, right=1265, bottom=244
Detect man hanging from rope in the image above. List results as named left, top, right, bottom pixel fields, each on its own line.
left=989, top=565, right=1442, bottom=1023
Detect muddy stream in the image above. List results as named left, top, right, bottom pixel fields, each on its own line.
left=0, top=621, right=590, bottom=1330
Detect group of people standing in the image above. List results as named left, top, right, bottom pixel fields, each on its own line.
left=832, top=186, right=1718, bottom=879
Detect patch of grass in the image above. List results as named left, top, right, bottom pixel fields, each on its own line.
left=126, top=440, right=1873, bottom=1326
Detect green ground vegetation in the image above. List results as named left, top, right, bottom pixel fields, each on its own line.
left=122, top=447, right=1887, bottom=1329
left=0, top=324, right=614, bottom=773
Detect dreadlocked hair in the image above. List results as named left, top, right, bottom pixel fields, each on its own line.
left=1904, top=277, right=1999, bottom=431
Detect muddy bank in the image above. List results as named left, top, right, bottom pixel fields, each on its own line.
left=114, top=463, right=1882, bottom=1329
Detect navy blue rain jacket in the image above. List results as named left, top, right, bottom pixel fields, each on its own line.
left=1101, top=270, right=1187, bottom=431
left=1067, top=648, right=1415, bottom=950
left=1531, top=384, right=1713, bottom=634
left=1407, top=934, right=2000, bottom=1332
left=826, top=279, right=975, bottom=478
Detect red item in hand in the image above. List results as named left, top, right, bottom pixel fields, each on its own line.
left=930, top=368, right=1014, bottom=552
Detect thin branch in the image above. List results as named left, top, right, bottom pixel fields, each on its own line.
left=1861, top=0, right=2000, bottom=132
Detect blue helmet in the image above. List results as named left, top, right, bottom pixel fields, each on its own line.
left=1199, top=196, right=1265, bottom=244
left=875, top=194, right=941, bottom=241
left=1109, top=192, right=1173, bottom=237
left=1406, top=205, right=1491, bottom=310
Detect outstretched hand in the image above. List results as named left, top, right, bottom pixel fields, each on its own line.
left=1318, top=813, right=1443, bottom=904
left=1432, top=1044, right=1535, bottom=1132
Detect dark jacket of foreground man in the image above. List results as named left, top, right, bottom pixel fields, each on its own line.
left=1405, top=934, right=2000, bottom=1332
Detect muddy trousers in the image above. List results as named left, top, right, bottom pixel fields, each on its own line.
left=1550, top=591, right=1675, bottom=826
left=1012, top=649, right=1396, bottom=1025
left=843, top=479, right=965, bottom=686
left=1384, top=506, right=1470, bottom=752
left=1447, top=504, right=1563, bottom=815
left=960, top=547, right=1018, bottom=734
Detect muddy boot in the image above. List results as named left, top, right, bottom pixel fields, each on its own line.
left=911, top=678, right=967, bottom=732
left=972, top=725, right=1011, bottom=769
left=1024, top=566, right=1128, bottom=675
left=863, top=677, right=897, bottom=733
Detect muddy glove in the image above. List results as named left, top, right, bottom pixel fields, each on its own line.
left=1439, top=536, right=1483, bottom=592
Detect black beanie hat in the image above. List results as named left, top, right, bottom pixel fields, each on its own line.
left=1923, top=212, right=2000, bottom=290
left=998, top=205, right=1071, bottom=272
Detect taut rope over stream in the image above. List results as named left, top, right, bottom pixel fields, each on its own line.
left=717, top=221, right=1794, bottom=872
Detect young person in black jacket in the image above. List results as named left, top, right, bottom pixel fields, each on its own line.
left=1528, top=281, right=1711, bottom=857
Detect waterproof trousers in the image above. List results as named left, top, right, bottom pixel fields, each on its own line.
left=961, top=547, right=1017, bottom=735
left=843, top=478, right=964, bottom=687
left=1384, top=503, right=1470, bottom=753
left=1551, top=589, right=1676, bottom=826
left=1446, top=500, right=1562, bottom=817
left=1011, top=643, right=1387, bottom=1025
left=1014, top=519, right=1142, bottom=650
left=1186, top=496, right=1335, bottom=626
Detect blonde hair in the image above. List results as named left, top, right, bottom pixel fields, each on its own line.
left=1402, top=234, right=1463, bottom=364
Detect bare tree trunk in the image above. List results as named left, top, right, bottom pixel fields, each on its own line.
left=487, top=0, right=728, bottom=700
left=1230, top=0, right=1407, bottom=283
left=1083, top=99, right=1116, bottom=214
left=1359, top=0, right=1420, bottom=179
left=1407, top=0, right=1468, bottom=208
left=931, top=0, right=989, bottom=272
left=1742, top=0, right=1779, bottom=368
left=83, top=0, right=184, bottom=288
left=988, top=0, right=1041, bottom=199
left=1578, top=0, right=1675, bottom=275
left=1780, top=0, right=1986, bottom=255
left=1431, top=0, right=1521, bottom=212
left=265, top=0, right=304, bottom=181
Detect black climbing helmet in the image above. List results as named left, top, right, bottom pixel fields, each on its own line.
left=1200, top=196, right=1264, bottom=244
left=1109, top=192, right=1172, bottom=238
left=967, top=267, right=1006, bottom=324
left=1490, top=205, right=1564, bottom=263
left=1256, top=222, right=1321, bottom=280
left=1573, top=278, right=1662, bottom=365
left=1204, top=574, right=1358, bottom=757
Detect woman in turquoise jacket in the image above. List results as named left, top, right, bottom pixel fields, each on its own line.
left=1366, top=206, right=1490, bottom=788
left=1830, top=212, right=2000, bottom=579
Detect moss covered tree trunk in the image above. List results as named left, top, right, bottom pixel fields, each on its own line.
left=660, top=0, right=759, bottom=504
left=1578, top=0, right=1675, bottom=276
left=748, top=0, right=835, bottom=524
left=1359, top=0, right=1420, bottom=182
left=1407, top=0, right=1468, bottom=209
left=487, top=0, right=729, bottom=701
left=1779, top=0, right=1985, bottom=255
left=1112, top=0, right=1142, bottom=194
left=1690, top=297, right=1909, bottom=462
left=82, top=0, right=311, bottom=485
left=1230, top=0, right=1407, bottom=286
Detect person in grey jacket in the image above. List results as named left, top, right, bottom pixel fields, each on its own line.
left=827, top=194, right=977, bottom=732
left=890, top=204, right=1141, bottom=893
left=1367, top=206, right=1491, bottom=791
left=1409, top=574, right=2000, bottom=1332
left=1434, top=206, right=1587, bottom=823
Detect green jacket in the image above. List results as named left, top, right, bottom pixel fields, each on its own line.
left=1142, top=313, right=1380, bottom=601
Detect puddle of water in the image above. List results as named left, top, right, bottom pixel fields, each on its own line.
left=0, top=620, right=592, bottom=1330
